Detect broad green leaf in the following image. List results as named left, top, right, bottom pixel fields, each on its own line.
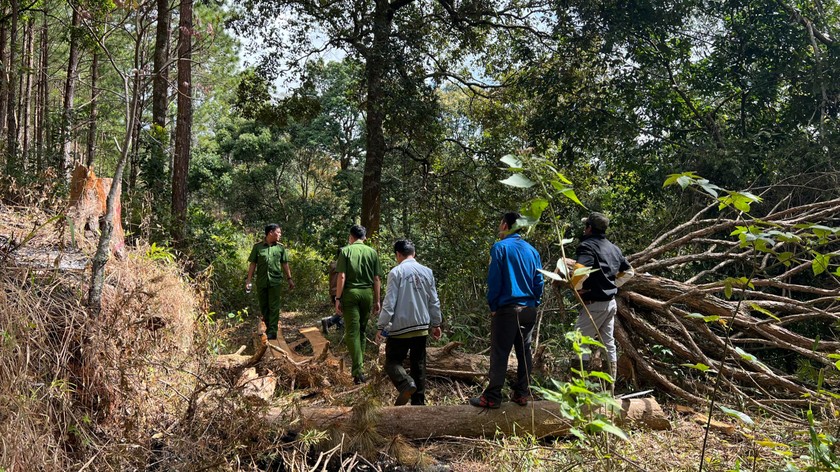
left=663, top=171, right=701, bottom=188
left=499, top=173, right=535, bottom=188
left=500, top=154, right=523, bottom=168
left=538, top=268, right=564, bottom=282
left=697, top=179, right=721, bottom=198
left=749, top=303, right=780, bottom=321
left=835, top=360, right=840, bottom=372
left=587, top=419, right=629, bottom=441
left=682, top=363, right=712, bottom=372
left=809, top=225, right=836, bottom=239
left=589, top=370, right=614, bottom=382
left=776, top=252, right=794, bottom=266
left=724, top=282, right=733, bottom=299
left=719, top=406, right=754, bottom=425
left=812, top=252, right=830, bottom=276
left=560, top=187, right=585, bottom=207
left=828, top=354, right=840, bottom=360
left=568, top=427, right=585, bottom=441
left=521, top=197, right=549, bottom=220
left=578, top=335, right=606, bottom=349
left=554, top=172, right=573, bottom=185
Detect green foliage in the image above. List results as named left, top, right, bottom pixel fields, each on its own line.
left=537, top=331, right=627, bottom=445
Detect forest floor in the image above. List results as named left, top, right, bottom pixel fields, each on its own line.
left=0, top=204, right=829, bottom=471
left=250, top=307, right=821, bottom=472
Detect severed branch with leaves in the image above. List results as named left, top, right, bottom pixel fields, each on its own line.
left=615, top=175, right=840, bottom=412
left=501, top=155, right=840, bottom=416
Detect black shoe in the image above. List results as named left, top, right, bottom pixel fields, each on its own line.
left=395, top=382, right=417, bottom=406
left=510, top=391, right=533, bottom=406
left=353, top=374, right=366, bottom=385
left=468, top=395, right=500, bottom=409
left=266, top=333, right=277, bottom=340
left=321, top=318, right=330, bottom=335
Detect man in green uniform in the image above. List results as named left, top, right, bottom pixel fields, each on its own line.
left=246, top=224, right=295, bottom=340
left=334, top=224, right=383, bottom=384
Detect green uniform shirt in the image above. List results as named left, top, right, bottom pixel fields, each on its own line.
left=336, top=240, right=383, bottom=290
left=248, top=241, right=290, bottom=288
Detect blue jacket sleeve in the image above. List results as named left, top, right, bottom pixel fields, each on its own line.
left=486, top=244, right=503, bottom=312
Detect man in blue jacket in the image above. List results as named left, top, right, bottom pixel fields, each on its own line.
left=376, top=239, right=442, bottom=406
left=470, top=212, right=544, bottom=409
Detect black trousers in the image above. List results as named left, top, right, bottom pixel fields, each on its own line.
left=482, top=304, right=537, bottom=402
left=384, top=335, right=427, bottom=405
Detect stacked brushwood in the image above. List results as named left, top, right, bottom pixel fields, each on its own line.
left=608, top=195, right=840, bottom=414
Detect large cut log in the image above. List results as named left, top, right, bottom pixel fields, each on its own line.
left=283, top=398, right=670, bottom=439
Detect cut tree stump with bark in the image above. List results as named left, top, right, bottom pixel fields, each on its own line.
left=285, top=397, right=670, bottom=439
left=67, top=164, right=125, bottom=258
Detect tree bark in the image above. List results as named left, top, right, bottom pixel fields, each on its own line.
left=35, top=12, right=48, bottom=172
left=171, top=0, right=193, bottom=243
left=60, top=6, right=82, bottom=181
left=152, top=0, right=170, bottom=129
left=5, top=0, right=19, bottom=173
left=291, top=398, right=670, bottom=439
left=85, top=49, right=98, bottom=168
left=21, top=17, right=33, bottom=168
left=0, top=7, right=8, bottom=143
left=359, top=0, right=392, bottom=237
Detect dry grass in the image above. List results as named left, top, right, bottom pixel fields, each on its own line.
left=0, top=238, right=286, bottom=471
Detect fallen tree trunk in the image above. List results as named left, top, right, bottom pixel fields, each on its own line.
left=286, top=398, right=670, bottom=439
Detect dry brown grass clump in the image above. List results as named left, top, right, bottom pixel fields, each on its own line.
left=0, top=243, right=288, bottom=470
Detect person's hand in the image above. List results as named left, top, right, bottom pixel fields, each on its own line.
left=375, top=330, right=385, bottom=344
left=373, top=301, right=381, bottom=314
left=288, top=279, right=295, bottom=290
left=431, top=326, right=442, bottom=340
left=335, top=299, right=343, bottom=315
left=490, top=311, right=496, bottom=317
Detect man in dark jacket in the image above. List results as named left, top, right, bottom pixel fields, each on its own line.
left=470, top=212, right=544, bottom=409
left=570, top=212, right=634, bottom=386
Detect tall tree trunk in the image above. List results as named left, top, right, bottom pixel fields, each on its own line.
left=359, top=0, right=393, bottom=237
left=152, top=0, right=170, bottom=129
left=36, top=13, right=48, bottom=172
left=21, top=17, right=33, bottom=169
left=88, top=70, right=142, bottom=315
left=171, top=0, right=193, bottom=243
left=0, top=7, right=8, bottom=144
left=85, top=49, right=98, bottom=168
left=60, top=7, right=82, bottom=181
left=5, top=0, right=19, bottom=173
left=128, top=94, right=145, bottom=193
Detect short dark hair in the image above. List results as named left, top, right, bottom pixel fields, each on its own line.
left=264, top=223, right=280, bottom=235
left=583, top=212, right=609, bottom=235
left=502, top=212, right=522, bottom=232
left=350, top=224, right=367, bottom=240
left=394, top=239, right=415, bottom=257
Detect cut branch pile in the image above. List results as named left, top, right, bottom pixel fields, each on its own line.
left=609, top=196, right=840, bottom=411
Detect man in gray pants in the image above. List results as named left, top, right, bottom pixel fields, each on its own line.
left=376, top=240, right=442, bottom=406
left=570, top=212, right=634, bottom=389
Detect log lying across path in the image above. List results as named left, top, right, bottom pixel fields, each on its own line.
left=284, top=398, right=670, bottom=439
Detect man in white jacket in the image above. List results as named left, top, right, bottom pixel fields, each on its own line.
left=376, top=239, right=442, bottom=406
